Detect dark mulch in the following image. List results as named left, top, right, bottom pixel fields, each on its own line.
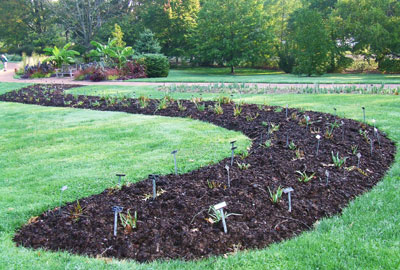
left=1, top=84, right=396, bottom=262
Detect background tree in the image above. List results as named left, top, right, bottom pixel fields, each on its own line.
left=195, top=0, right=272, bottom=73
left=288, top=8, right=331, bottom=76
left=134, top=29, right=161, bottom=54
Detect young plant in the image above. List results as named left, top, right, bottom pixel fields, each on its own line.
left=351, top=145, right=358, bottom=155
left=245, top=112, right=259, bottom=122
left=270, top=123, right=280, bottom=132
left=206, top=206, right=241, bottom=224
left=177, top=100, right=186, bottom=111
left=236, top=162, right=250, bottom=170
left=268, top=186, right=283, bottom=204
left=157, top=97, right=168, bottom=110
left=288, top=141, right=296, bottom=150
left=296, top=171, right=315, bottom=183
left=331, top=151, right=348, bottom=168
left=215, top=96, right=232, bottom=104
left=119, top=210, right=137, bottom=233
left=263, top=140, right=272, bottom=148
left=207, top=180, right=225, bottom=189
left=138, top=95, right=149, bottom=108
left=294, top=148, right=305, bottom=160
left=233, top=104, right=243, bottom=117
left=214, top=103, right=224, bottom=115
left=196, top=103, right=205, bottom=111
left=70, top=200, right=85, bottom=221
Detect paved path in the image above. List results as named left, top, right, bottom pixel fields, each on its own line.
left=1, top=63, right=400, bottom=89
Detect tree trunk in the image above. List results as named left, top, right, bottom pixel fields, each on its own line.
left=231, top=65, right=235, bottom=74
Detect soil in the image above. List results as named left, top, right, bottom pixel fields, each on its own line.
left=1, top=84, right=396, bottom=263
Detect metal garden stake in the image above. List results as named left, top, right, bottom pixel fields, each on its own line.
left=214, top=202, right=228, bottom=234
left=116, top=173, right=126, bottom=186
left=283, top=187, right=294, bottom=212
left=334, top=108, right=337, bottom=117
left=370, top=137, right=374, bottom=155
left=316, top=135, right=321, bottom=155
left=150, top=174, right=159, bottom=199
left=362, top=107, right=366, bottom=123
left=171, top=150, right=178, bottom=175
left=341, top=121, right=345, bottom=141
left=225, top=165, right=231, bottom=188
left=286, top=133, right=289, bottom=148
left=112, top=206, right=123, bottom=236
left=230, top=142, right=237, bottom=166
left=372, top=119, right=376, bottom=129
left=357, top=153, right=361, bottom=168
left=59, top=185, right=68, bottom=215
left=325, top=170, right=330, bottom=185
left=306, top=116, right=310, bottom=129
left=286, top=104, right=288, bottom=118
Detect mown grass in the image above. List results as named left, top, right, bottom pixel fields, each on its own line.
left=1, top=83, right=400, bottom=269
left=0, top=82, right=31, bottom=95
left=127, top=67, right=400, bottom=84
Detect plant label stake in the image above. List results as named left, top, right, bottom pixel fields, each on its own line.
left=372, top=119, right=376, bottom=129
left=376, top=129, right=381, bottom=146
left=116, top=173, right=126, bottom=187
left=286, top=133, right=289, bottom=148
left=171, top=150, right=178, bottom=175
left=283, top=187, right=294, bottom=212
left=334, top=108, right=337, bottom=118
left=316, top=135, right=321, bottom=155
left=225, top=165, right=231, bottom=188
left=231, top=145, right=237, bottom=166
left=370, top=137, right=374, bottom=155
left=305, top=116, right=310, bottom=129
left=214, top=201, right=228, bottom=234
left=150, top=174, right=159, bottom=199
left=286, top=104, right=288, bottom=118
left=357, top=153, right=361, bottom=168
left=362, top=107, right=366, bottom=123
left=325, top=170, right=330, bottom=185
left=341, top=121, right=345, bottom=141
left=112, top=206, right=123, bottom=236
left=260, top=133, right=263, bottom=145
left=59, top=186, right=68, bottom=215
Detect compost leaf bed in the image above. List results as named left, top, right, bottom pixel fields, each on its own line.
left=1, top=84, right=395, bottom=262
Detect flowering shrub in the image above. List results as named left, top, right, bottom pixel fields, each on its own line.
left=21, top=63, right=54, bottom=79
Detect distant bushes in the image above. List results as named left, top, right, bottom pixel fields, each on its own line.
left=378, top=58, right=400, bottom=73
left=134, top=54, right=170, bottom=78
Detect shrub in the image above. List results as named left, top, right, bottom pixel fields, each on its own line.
left=89, top=68, right=107, bottom=82
left=117, top=61, right=147, bottom=80
left=378, top=58, right=400, bottom=73
left=21, top=63, right=54, bottom=79
left=137, top=54, right=169, bottom=78
left=105, top=68, right=120, bottom=80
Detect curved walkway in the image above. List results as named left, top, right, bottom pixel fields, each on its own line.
left=1, top=63, right=400, bottom=89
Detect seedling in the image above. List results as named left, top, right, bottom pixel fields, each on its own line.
left=177, top=100, right=186, bottom=111
left=207, top=180, right=224, bottom=189
left=270, top=123, right=280, bottom=132
left=331, top=152, right=348, bottom=168
left=116, top=173, right=125, bottom=187
left=288, top=141, right=296, bottom=150
left=236, top=162, right=250, bottom=170
left=294, top=148, right=305, bottom=160
left=59, top=185, right=68, bottom=215
left=196, top=103, right=205, bottom=111
left=283, top=187, right=294, bottom=212
left=69, top=200, right=85, bottom=221
left=245, top=112, right=259, bottom=122
left=138, top=95, right=149, bottom=108
left=263, top=140, right=272, bottom=148
left=316, top=135, right=321, bottom=155
left=214, top=103, right=224, bottom=115
left=268, top=186, right=283, bottom=204
left=357, top=153, right=361, bottom=168
left=233, top=104, right=242, bottom=117
left=112, top=206, right=123, bottom=236
left=119, top=210, right=137, bottom=234
left=225, top=165, right=231, bottom=188
left=296, top=171, right=315, bottom=183
left=157, top=97, right=168, bottom=110
left=171, top=150, right=178, bottom=175
left=351, top=145, right=358, bottom=155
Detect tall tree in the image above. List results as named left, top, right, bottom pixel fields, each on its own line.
left=335, top=0, right=400, bottom=61
left=195, top=0, right=272, bottom=73
left=137, top=0, right=200, bottom=58
left=288, top=8, right=331, bottom=75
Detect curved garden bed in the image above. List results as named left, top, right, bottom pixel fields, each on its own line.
left=0, top=84, right=396, bottom=262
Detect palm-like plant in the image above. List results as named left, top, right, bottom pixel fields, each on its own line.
left=43, top=43, right=80, bottom=68
left=89, top=38, right=134, bottom=68
left=106, top=46, right=134, bottom=69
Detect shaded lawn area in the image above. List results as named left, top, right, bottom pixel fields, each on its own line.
left=128, top=67, right=400, bottom=84
left=0, top=82, right=399, bottom=269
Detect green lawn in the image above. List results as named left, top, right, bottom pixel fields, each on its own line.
left=0, top=82, right=31, bottom=95
left=1, top=83, right=400, bottom=269
left=128, top=67, right=400, bottom=84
